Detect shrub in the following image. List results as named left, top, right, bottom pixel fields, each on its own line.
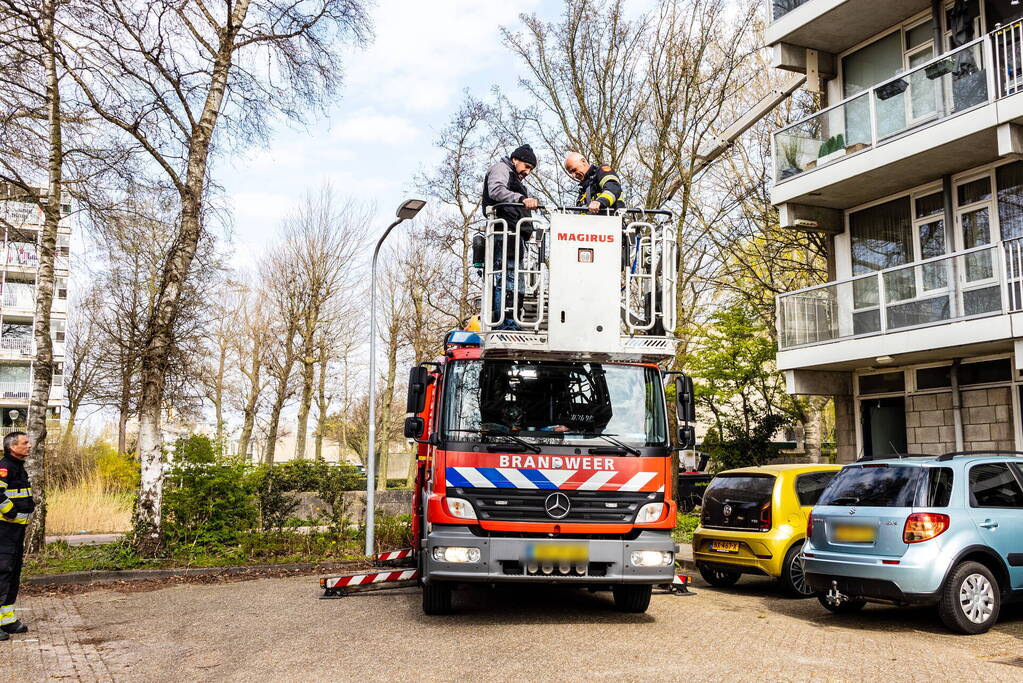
left=162, top=434, right=257, bottom=549
left=94, top=442, right=139, bottom=491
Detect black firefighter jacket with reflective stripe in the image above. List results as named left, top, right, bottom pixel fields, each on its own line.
left=576, top=164, right=623, bottom=209
left=0, top=454, right=33, bottom=525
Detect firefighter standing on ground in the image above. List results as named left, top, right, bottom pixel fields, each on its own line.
left=563, top=151, right=624, bottom=213
left=0, top=431, right=33, bottom=640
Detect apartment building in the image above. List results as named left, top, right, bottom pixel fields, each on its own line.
left=0, top=188, right=71, bottom=434
left=768, top=0, right=1023, bottom=460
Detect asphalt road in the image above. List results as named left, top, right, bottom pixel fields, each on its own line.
left=15, top=573, right=1023, bottom=681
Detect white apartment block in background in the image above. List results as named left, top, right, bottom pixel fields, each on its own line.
left=0, top=185, right=70, bottom=435
left=768, top=0, right=1023, bottom=460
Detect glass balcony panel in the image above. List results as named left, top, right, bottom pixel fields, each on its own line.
left=778, top=246, right=1007, bottom=350
left=771, top=0, right=811, bottom=21
left=774, top=93, right=872, bottom=181
left=873, top=42, right=988, bottom=142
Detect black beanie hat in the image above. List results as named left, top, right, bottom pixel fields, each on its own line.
left=511, top=144, right=537, bottom=167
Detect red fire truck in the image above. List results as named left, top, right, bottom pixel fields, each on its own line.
left=403, top=206, right=695, bottom=614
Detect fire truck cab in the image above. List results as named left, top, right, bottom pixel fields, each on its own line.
left=405, top=206, right=695, bottom=615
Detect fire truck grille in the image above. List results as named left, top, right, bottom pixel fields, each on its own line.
left=449, top=487, right=658, bottom=523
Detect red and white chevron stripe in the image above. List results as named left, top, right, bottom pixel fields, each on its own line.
left=323, top=569, right=418, bottom=590
left=375, top=548, right=413, bottom=561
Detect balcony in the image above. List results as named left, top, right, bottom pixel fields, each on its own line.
left=777, top=240, right=1023, bottom=372
left=772, top=24, right=1023, bottom=208
left=0, top=337, right=32, bottom=355
left=0, top=382, right=30, bottom=400
left=766, top=0, right=931, bottom=54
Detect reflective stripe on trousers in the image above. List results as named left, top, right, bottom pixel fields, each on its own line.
left=0, top=605, right=14, bottom=625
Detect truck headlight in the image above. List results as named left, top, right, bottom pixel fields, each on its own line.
left=446, top=497, right=477, bottom=520
left=635, top=502, right=666, bottom=524
left=432, top=546, right=481, bottom=563
left=630, top=550, right=673, bottom=567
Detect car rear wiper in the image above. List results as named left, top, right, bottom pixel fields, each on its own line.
left=829, top=496, right=860, bottom=505
left=447, top=428, right=541, bottom=453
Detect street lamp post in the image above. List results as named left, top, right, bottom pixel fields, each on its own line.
left=365, top=198, right=426, bottom=556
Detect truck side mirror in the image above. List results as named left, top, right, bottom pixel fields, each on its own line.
left=677, top=425, right=696, bottom=450
left=404, top=416, right=425, bottom=439
left=406, top=366, right=433, bottom=414
left=674, top=373, right=696, bottom=423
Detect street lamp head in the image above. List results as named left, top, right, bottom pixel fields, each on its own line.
left=396, top=198, right=426, bottom=220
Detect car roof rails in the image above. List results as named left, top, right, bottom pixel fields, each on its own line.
left=935, top=450, right=1023, bottom=462
left=854, top=453, right=938, bottom=463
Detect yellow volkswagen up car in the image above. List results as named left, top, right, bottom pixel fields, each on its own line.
left=693, top=464, right=841, bottom=596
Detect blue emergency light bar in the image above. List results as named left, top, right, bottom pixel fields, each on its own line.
left=444, top=330, right=482, bottom=348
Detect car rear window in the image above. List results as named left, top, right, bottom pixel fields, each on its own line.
left=795, top=471, right=838, bottom=506
left=701, top=474, right=775, bottom=530
left=705, top=475, right=775, bottom=503
left=818, top=465, right=924, bottom=507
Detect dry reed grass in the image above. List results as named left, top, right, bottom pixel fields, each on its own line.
left=47, top=472, right=134, bottom=534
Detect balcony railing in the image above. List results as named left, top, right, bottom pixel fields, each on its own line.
left=0, top=337, right=32, bottom=354
left=777, top=240, right=1023, bottom=350
left=771, top=0, right=812, bottom=22
left=774, top=37, right=991, bottom=182
left=0, top=382, right=30, bottom=400
left=2, top=282, right=34, bottom=310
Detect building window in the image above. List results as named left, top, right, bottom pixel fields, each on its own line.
left=996, top=161, right=1023, bottom=241
left=858, top=371, right=906, bottom=395
left=56, top=277, right=67, bottom=299
left=51, top=320, right=65, bottom=343
left=56, top=234, right=70, bottom=257
left=916, top=365, right=952, bottom=390
left=53, top=362, right=63, bottom=386
left=959, top=358, right=1012, bottom=385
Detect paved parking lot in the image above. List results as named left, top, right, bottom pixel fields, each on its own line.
left=10, top=573, right=1023, bottom=681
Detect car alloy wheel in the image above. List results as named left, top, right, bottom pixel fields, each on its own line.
left=959, top=573, right=995, bottom=625
left=788, top=553, right=810, bottom=596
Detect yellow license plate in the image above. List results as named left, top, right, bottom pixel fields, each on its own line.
left=709, top=541, right=740, bottom=553
left=834, top=524, right=876, bottom=543
left=526, top=543, right=588, bottom=562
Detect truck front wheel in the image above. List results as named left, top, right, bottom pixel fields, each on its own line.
left=422, top=581, right=453, bottom=615
left=612, top=584, right=652, bottom=613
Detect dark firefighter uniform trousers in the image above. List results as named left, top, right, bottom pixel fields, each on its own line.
left=0, top=522, right=25, bottom=623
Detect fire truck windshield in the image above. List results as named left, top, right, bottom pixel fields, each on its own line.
left=442, top=360, right=667, bottom=448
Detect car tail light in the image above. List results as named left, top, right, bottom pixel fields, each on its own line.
left=903, top=512, right=950, bottom=543
left=806, top=511, right=813, bottom=540
left=759, top=503, right=772, bottom=531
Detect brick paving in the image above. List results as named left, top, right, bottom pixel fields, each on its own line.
left=7, top=572, right=1023, bottom=681
left=4, top=592, right=131, bottom=682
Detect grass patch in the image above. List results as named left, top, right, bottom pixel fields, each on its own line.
left=673, top=511, right=700, bottom=544
left=48, top=473, right=133, bottom=535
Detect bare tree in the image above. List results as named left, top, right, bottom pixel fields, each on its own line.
left=228, top=280, right=271, bottom=462
left=51, top=0, right=370, bottom=547
left=62, top=284, right=103, bottom=442
left=276, top=188, right=363, bottom=460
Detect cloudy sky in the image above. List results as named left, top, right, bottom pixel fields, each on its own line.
left=219, top=0, right=552, bottom=269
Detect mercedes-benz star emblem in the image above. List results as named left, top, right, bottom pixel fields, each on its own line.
left=544, top=492, right=571, bottom=519
left=722, top=504, right=733, bottom=517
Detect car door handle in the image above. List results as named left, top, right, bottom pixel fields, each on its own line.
left=979, top=520, right=999, bottom=529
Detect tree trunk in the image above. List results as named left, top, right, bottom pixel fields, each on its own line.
left=213, top=343, right=227, bottom=447
left=262, top=383, right=288, bottom=466
left=236, top=352, right=261, bottom=463
left=314, top=358, right=328, bottom=461
left=376, top=333, right=399, bottom=491
left=24, top=0, right=62, bottom=553
left=293, top=346, right=315, bottom=459
left=131, top=1, right=251, bottom=553
left=117, top=404, right=129, bottom=455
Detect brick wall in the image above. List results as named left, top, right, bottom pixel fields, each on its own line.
left=906, top=392, right=955, bottom=454
left=962, top=386, right=1014, bottom=451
